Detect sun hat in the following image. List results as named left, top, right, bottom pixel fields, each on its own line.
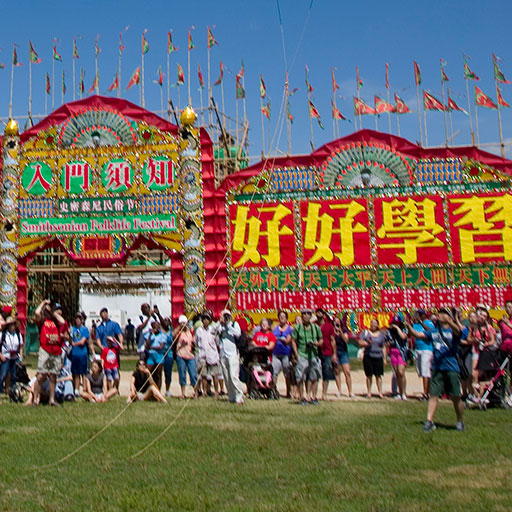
left=178, top=314, right=188, bottom=324
left=4, top=316, right=17, bottom=326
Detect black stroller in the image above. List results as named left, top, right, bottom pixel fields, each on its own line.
left=8, top=362, right=31, bottom=403
left=475, top=347, right=510, bottom=410
left=244, top=347, right=280, bottom=400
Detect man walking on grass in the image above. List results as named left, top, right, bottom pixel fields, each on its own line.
left=406, top=307, right=465, bottom=433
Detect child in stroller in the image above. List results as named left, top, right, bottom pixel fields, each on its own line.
left=245, top=347, right=280, bottom=400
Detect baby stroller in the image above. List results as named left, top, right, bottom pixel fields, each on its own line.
left=244, top=347, right=280, bottom=400
left=475, top=347, right=511, bottom=410
left=9, top=362, right=31, bottom=403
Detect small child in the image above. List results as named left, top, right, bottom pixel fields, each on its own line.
left=195, top=312, right=221, bottom=398
left=101, top=336, right=120, bottom=390
left=249, top=352, right=272, bottom=389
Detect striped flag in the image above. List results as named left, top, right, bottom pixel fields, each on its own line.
left=423, top=91, right=446, bottom=111
left=207, top=27, right=218, bottom=49
left=29, top=41, right=42, bottom=64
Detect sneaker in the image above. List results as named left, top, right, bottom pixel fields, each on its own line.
left=311, top=399, right=319, bottom=405
left=466, top=394, right=477, bottom=404
left=300, top=399, right=309, bottom=406
left=394, top=394, right=401, bottom=400
left=166, top=391, right=172, bottom=398
left=455, top=421, right=466, bottom=432
left=401, top=394, right=408, bottom=401
left=349, top=393, right=356, bottom=399
left=423, top=420, right=436, bottom=433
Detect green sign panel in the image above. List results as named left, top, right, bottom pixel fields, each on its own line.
left=22, top=161, right=53, bottom=195
left=142, top=156, right=175, bottom=191
left=59, top=196, right=138, bottom=215
left=20, top=214, right=177, bottom=236
left=101, top=158, right=133, bottom=193
left=60, top=160, right=91, bottom=194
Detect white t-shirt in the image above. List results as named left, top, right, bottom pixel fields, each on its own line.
left=215, top=321, right=241, bottom=358
left=195, top=324, right=220, bottom=365
left=133, top=314, right=156, bottom=353
left=1, top=331, right=24, bottom=359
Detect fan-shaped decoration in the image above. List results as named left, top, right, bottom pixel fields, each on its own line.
left=320, top=141, right=416, bottom=188
left=58, top=106, right=137, bottom=148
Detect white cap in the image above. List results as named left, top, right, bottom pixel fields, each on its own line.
left=178, top=314, right=188, bottom=324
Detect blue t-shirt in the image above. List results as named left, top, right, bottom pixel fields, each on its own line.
left=147, top=331, right=167, bottom=365
left=96, top=319, right=122, bottom=348
left=272, top=324, right=293, bottom=357
left=164, top=331, right=173, bottom=359
left=425, top=326, right=460, bottom=373
left=71, top=325, right=89, bottom=357
left=413, top=320, right=435, bottom=352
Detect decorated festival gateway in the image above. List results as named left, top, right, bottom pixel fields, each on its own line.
left=1, top=95, right=512, bottom=328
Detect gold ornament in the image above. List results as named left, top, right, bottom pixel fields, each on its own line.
left=4, top=119, right=19, bottom=136
left=180, top=106, right=197, bottom=127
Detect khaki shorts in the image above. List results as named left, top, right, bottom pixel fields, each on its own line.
left=37, top=348, right=62, bottom=375
left=295, top=355, right=321, bottom=383
left=199, top=361, right=220, bottom=378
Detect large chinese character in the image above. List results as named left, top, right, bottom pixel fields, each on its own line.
left=22, top=161, right=53, bottom=195
left=144, top=157, right=174, bottom=190
left=231, top=204, right=294, bottom=268
left=102, top=159, right=132, bottom=192
left=302, top=201, right=368, bottom=266
left=377, top=197, right=445, bottom=264
left=450, top=194, right=512, bottom=263
left=61, top=161, right=90, bottom=193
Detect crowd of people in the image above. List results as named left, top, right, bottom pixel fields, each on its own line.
left=1, top=298, right=512, bottom=432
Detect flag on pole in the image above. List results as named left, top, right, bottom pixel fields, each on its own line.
left=354, top=97, right=375, bottom=115
left=79, top=68, right=84, bottom=94
left=286, top=101, right=293, bottom=123
left=188, top=29, right=195, bottom=50
left=414, top=61, right=421, bottom=86
left=88, top=72, right=98, bottom=94
left=423, top=90, right=446, bottom=111
left=305, top=64, right=314, bottom=93
left=440, top=59, right=449, bottom=82
left=126, top=66, right=141, bottom=90
left=214, top=61, right=223, bottom=85
left=108, top=73, right=119, bottom=92
left=385, top=63, right=390, bottom=89
left=29, top=41, right=42, bottom=63
left=464, top=57, right=479, bottom=80
left=331, top=100, right=345, bottom=120
left=236, top=74, right=245, bottom=99
left=474, top=85, right=497, bottom=109
left=177, top=64, right=185, bottom=84
left=374, top=95, right=395, bottom=113
left=142, top=32, right=149, bottom=54
left=167, top=32, right=177, bottom=53
left=493, top=53, right=510, bottom=84
left=73, top=37, right=79, bottom=59
left=394, top=94, right=410, bottom=114
left=46, top=73, right=51, bottom=94
left=259, top=75, right=266, bottom=98
left=239, top=59, right=245, bottom=78
left=156, top=65, right=163, bottom=87
left=261, top=101, right=271, bottom=120
left=447, top=95, right=467, bottom=113
left=332, top=68, right=340, bottom=93
left=119, top=33, right=126, bottom=57
left=497, top=87, right=510, bottom=108
left=95, top=35, right=101, bottom=57
left=62, top=71, right=66, bottom=95
left=53, top=42, right=62, bottom=62
left=13, top=46, right=22, bottom=67
left=207, top=27, right=218, bottom=49
left=356, top=66, right=363, bottom=89
left=0, top=62, right=5, bottom=69
left=197, top=64, right=205, bottom=88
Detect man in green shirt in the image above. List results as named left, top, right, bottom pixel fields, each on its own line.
left=292, top=308, right=323, bottom=405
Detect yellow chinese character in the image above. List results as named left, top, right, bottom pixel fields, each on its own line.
left=377, top=198, right=444, bottom=264
left=451, top=195, right=512, bottom=263
left=303, top=201, right=367, bottom=266
left=232, top=204, right=293, bottom=268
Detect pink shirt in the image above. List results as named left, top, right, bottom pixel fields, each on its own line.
left=176, top=330, right=194, bottom=360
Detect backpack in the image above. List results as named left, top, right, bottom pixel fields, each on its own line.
left=234, top=329, right=248, bottom=356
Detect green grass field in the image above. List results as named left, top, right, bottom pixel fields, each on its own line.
left=0, top=397, right=511, bottom=511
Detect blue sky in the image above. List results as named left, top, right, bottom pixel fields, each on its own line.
left=2, top=0, right=512, bottom=158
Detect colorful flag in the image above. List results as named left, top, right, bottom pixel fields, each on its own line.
left=493, top=53, right=510, bottom=84
left=286, top=101, right=293, bottom=123
left=236, top=74, right=245, bottom=99
left=464, top=58, right=479, bottom=81
left=332, top=68, right=340, bottom=94
left=142, top=32, right=149, bottom=55
left=79, top=68, right=84, bottom=94
left=29, top=41, right=42, bottom=64
left=308, top=100, right=324, bottom=129
left=0, top=62, right=5, bottom=69
left=207, top=27, right=218, bottom=49
left=259, top=75, right=266, bottom=98
left=198, top=64, right=205, bottom=88
left=53, top=42, right=62, bottom=62
left=88, top=71, right=98, bottom=94
left=394, top=94, right=410, bottom=114
left=177, top=63, right=185, bottom=85
left=167, top=32, right=177, bottom=53
left=305, top=64, right=313, bottom=93
left=497, top=87, right=510, bottom=108
left=46, top=73, right=51, bottom=94
left=156, top=65, right=163, bottom=87
left=356, top=66, right=363, bottom=89
left=261, top=101, right=271, bottom=120
left=423, top=91, right=446, bottom=111
left=475, top=85, right=497, bottom=109
left=374, top=95, right=395, bottom=114
left=62, top=71, right=66, bottom=95
left=127, top=66, right=141, bottom=90
left=354, top=97, right=375, bottom=115
left=331, top=100, right=345, bottom=120
left=385, top=63, right=390, bottom=89
left=119, top=33, right=126, bottom=57
left=13, top=46, right=22, bottom=67
left=188, top=29, right=195, bottom=51
left=214, top=61, right=223, bottom=86
left=95, top=35, right=101, bottom=57
left=73, top=37, right=79, bottom=59
left=440, top=59, right=449, bottom=82
left=239, top=59, right=245, bottom=78
left=414, top=61, right=421, bottom=86
left=108, top=73, right=119, bottom=92
left=447, top=95, right=467, bottom=113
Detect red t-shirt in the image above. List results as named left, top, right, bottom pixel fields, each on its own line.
left=101, top=346, right=120, bottom=370
left=39, top=319, right=62, bottom=355
left=253, top=331, right=276, bottom=351
left=320, top=321, right=335, bottom=356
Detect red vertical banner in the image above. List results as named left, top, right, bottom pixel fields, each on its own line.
left=448, top=192, right=512, bottom=264
left=229, top=202, right=296, bottom=268
left=300, top=198, right=371, bottom=267
left=374, top=195, right=448, bottom=265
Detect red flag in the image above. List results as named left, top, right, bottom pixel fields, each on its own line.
left=447, top=95, right=467, bottom=113
left=46, top=73, right=51, bottom=94
left=127, top=66, right=141, bottom=90
left=108, top=73, right=119, bottom=91
left=475, top=85, right=497, bottom=109
left=331, top=100, right=345, bottom=120
left=440, top=59, right=449, bottom=82
left=177, top=64, right=185, bottom=85
left=394, top=94, right=410, bottom=114
left=88, top=72, right=98, bottom=94
left=207, top=27, right=218, bottom=49
left=214, top=61, right=223, bottom=85
left=331, top=68, right=340, bottom=94
left=197, top=64, right=205, bottom=88
left=497, top=87, right=510, bottom=108
left=354, top=97, right=375, bottom=115
left=385, top=63, right=390, bottom=89
left=356, top=66, right=363, bottom=89
left=374, top=95, right=395, bottom=114
left=156, top=65, right=163, bottom=87
left=261, top=101, right=271, bottom=120
left=423, top=91, right=446, bottom=111
left=414, top=61, right=421, bottom=86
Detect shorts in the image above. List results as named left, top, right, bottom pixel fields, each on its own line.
left=104, top=368, right=119, bottom=381
left=199, top=361, right=220, bottom=378
left=320, top=355, right=335, bottom=381
left=389, top=348, right=405, bottom=367
left=415, top=350, right=434, bottom=378
left=458, top=346, right=473, bottom=378
left=71, top=353, right=88, bottom=375
left=363, top=355, right=384, bottom=377
left=37, top=348, right=62, bottom=375
left=336, top=350, right=350, bottom=366
left=429, top=370, right=461, bottom=397
left=295, top=355, right=321, bottom=383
